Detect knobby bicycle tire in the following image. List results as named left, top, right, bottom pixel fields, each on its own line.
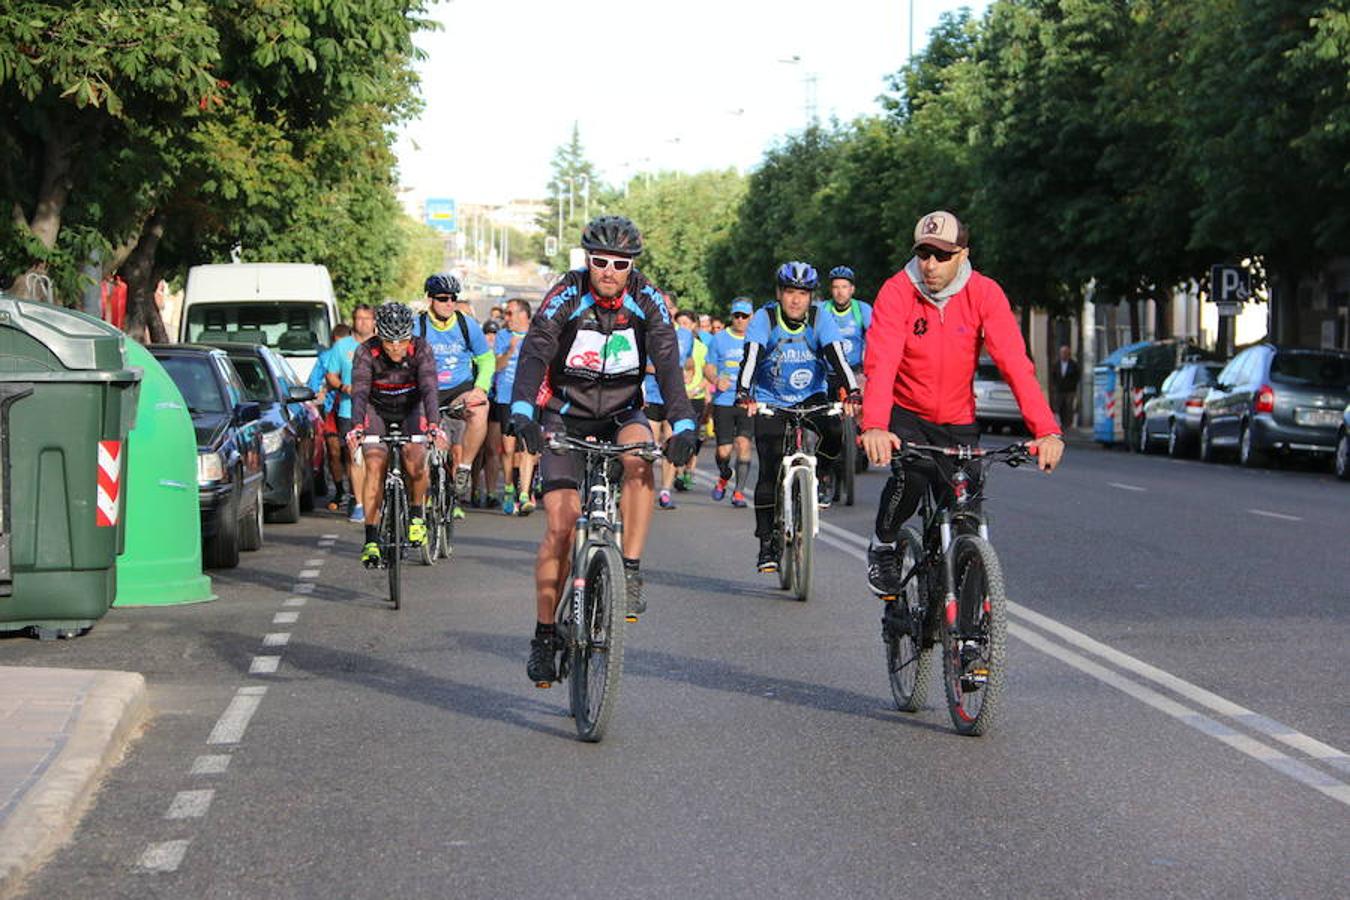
left=791, top=468, right=815, bottom=602
left=885, top=526, right=932, bottom=712
left=775, top=486, right=793, bottom=591
left=941, top=535, right=1008, bottom=735
left=570, top=541, right=627, bottom=742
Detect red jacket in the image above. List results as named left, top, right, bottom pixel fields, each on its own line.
left=861, top=268, right=1059, bottom=438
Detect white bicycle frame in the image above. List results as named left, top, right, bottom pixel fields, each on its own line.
left=757, top=402, right=842, bottom=547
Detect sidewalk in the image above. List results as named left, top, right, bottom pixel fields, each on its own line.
left=0, top=667, right=146, bottom=898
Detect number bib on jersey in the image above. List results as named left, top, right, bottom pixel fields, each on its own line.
left=564, top=327, right=640, bottom=378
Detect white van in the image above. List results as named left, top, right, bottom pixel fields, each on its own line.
left=180, top=263, right=340, bottom=381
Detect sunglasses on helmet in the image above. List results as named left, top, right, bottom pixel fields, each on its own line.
left=915, top=246, right=958, bottom=263
left=589, top=254, right=633, bottom=272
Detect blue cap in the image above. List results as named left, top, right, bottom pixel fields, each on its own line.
left=730, top=299, right=754, bottom=317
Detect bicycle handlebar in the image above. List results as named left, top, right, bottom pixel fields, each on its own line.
left=544, top=433, right=664, bottom=461
left=890, top=440, right=1035, bottom=467
left=752, top=402, right=843, bottom=419
left=362, top=432, right=429, bottom=447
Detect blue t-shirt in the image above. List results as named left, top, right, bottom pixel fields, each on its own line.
left=816, top=299, right=872, bottom=369
left=413, top=312, right=490, bottom=389
left=643, top=326, right=694, bottom=405
left=707, top=329, right=748, bottom=407
left=494, top=328, right=528, bottom=405
left=744, top=304, right=844, bottom=405
left=308, top=347, right=334, bottom=414
left=325, top=335, right=360, bottom=418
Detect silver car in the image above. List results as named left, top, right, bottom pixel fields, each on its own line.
left=974, top=356, right=1023, bottom=433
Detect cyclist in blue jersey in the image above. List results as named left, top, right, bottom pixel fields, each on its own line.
left=414, top=274, right=496, bottom=503
left=657, top=310, right=697, bottom=509
left=737, top=262, right=860, bottom=571
left=819, top=265, right=873, bottom=486
left=490, top=298, right=538, bottom=516
left=706, top=297, right=756, bottom=507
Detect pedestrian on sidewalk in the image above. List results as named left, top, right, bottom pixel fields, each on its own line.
left=1050, top=344, right=1081, bottom=429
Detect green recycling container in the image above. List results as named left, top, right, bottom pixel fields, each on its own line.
left=0, top=295, right=142, bottom=637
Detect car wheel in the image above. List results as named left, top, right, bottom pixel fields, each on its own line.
left=299, top=457, right=316, bottom=512
left=1238, top=421, right=1267, bottom=468
left=240, top=484, right=265, bottom=551
left=203, top=495, right=241, bottom=569
left=268, top=462, right=302, bottom=524
left=1199, top=419, right=1217, bottom=463
left=1167, top=419, right=1184, bottom=458
left=1137, top=419, right=1151, bottom=454
left=1335, top=430, right=1349, bottom=481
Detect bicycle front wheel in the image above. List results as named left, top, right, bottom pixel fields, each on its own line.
left=421, top=476, right=439, bottom=566
left=884, top=527, right=931, bottom=712
left=569, top=542, right=627, bottom=742
left=941, top=535, right=1008, bottom=735
left=790, top=468, right=815, bottom=602
left=383, top=484, right=404, bottom=610
left=842, top=417, right=857, bottom=507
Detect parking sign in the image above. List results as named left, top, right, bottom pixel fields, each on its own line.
left=425, top=198, right=457, bottom=233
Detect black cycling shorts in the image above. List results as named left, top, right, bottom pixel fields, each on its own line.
left=539, top=408, right=652, bottom=495
left=489, top=401, right=511, bottom=427
left=645, top=402, right=667, bottom=423
left=712, top=403, right=754, bottom=445
left=362, top=408, right=427, bottom=457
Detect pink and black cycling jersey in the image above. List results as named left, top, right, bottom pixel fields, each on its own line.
left=350, top=336, right=440, bottom=429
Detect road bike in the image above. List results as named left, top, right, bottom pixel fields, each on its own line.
left=421, top=400, right=470, bottom=565
left=543, top=432, right=661, bottom=742
left=361, top=425, right=428, bottom=610
left=755, top=402, right=842, bottom=603
left=881, top=440, right=1034, bottom=735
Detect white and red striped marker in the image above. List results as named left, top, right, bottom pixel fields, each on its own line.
left=1131, top=387, right=1145, bottom=418
left=96, top=440, right=122, bottom=527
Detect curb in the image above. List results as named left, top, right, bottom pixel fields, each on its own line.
left=0, top=670, right=148, bottom=899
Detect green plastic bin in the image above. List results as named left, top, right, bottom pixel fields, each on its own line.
left=0, top=295, right=142, bottom=637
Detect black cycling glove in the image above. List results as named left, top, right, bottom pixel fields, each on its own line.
left=508, top=413, right=543, bottom=455
left=665, top=430, right=699, bottom=467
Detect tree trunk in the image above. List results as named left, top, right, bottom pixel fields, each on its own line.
left=12, top=121, right=77, bottom=301
left=120, top=211, right=169, bottom=343
left=1153, top=285, right=1172, bottom=340
left=1128, top=297, right=1142, bottom=343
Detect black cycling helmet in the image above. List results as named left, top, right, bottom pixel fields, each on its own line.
left=374, top=302, right=415, bottom=341
left=775, top=261, right=819, bottom=291
left=828, top=265, right=855, bottom=283
left=424, top=272, right=460, bottom=296
left=580, top=215, right=643, bottom=257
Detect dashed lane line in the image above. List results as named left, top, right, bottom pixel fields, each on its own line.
left=1107, top=481, right=1147, bottom=492
left=298, top=569, right=320, bottom=579
left=283, top=597, right=307, bottom=607
left=1248, top=508, right=1303, bottom=522
left=206, top=686, right=268, bottom=745
left=262, top=632, right=291, bottom=648
left=249, top=656, right=281, bottom=675
left=273, top=612, right=299, bottom=624
left=165, top=790, right=215, bottom=820
left=138, top=840, right=190, bottom=873
left=189, top=755, right=230, bottom=776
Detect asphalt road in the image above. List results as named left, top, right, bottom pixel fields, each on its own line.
left=5, top=441, right=1348, bottom=899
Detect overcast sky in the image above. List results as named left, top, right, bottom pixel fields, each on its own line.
left=394, top=0, right=990, bottom=207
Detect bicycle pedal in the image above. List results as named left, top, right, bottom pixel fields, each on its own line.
left=624, top=614, right=638, bottom=623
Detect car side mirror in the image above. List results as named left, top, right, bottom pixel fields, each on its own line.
left=288, top=385, right=316, bottom=402
left=234, top=401, right=262, bottom=424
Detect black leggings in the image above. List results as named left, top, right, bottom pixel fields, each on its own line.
left=874, top=407, right=981, bottom=543
left=752, top=394, right=842, bottom=538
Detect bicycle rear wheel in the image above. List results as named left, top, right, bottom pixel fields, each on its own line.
left=884, top=527, right=931, bottom=711
left=382, top=484, right=404, bottom=610
left=569, top=542, right=626, bottom=742
left=842, top=417, right=857, bottom=506
left=941, top=535, right=1007, bottom=735
left=791, top=468, right=814, bottom=602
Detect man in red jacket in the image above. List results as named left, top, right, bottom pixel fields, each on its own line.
left=860, top=210, right=1065, bottom=595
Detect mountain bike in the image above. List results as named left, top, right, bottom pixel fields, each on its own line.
left=421, top=400, right=470, bottom=565
left=881, top=440, right=1034, bottom=736
left=361, top=425, right=428, bottom=610
left=544, top=432, right=662, bottom=742
left=755, top=402, right=842, bottom=602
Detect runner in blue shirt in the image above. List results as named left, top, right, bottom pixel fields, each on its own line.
left=706, top=298, right=755, bottom=507
left=323, top=305, right=375, bottom=520
left=657, top=316, right=697, bottom=509
left=737, top=262, right=859, bottom=571
left=489, top=298, right=537, bottom=516
left=818, top=265, right=873, bottom=488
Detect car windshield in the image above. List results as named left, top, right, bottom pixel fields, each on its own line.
left=1270, top=351, right=1350, bottom=388
left=230, top=356, right=278, bottom=402
left=975, top=360, right=1003, bottom=382
left=158, top=356, right=226, bottom=414
left=185, top=302, right=331, bottom=357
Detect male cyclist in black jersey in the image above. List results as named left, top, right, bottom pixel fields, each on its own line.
left=347, top=302, right=443, bottom=567
left=509, top=215, right=698, bottom=685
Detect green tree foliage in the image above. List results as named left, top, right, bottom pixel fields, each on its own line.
left=611, top=169, right=746, bottom=312
left=538, top=123, right=604, bottom=271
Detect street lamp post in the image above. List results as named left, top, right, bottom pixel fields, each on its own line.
left=578, top=175, right=590, bottom=223
left=554, top=180, right=565, bottom=249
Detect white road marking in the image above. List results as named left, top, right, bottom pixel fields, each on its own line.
left=304, top=558, right=324, bottom=566
left=273, top=611, right=299, bottom=624
left=298, top=569, right=320, bottom=579
left=293, top=583, right=315, bottom=594
left=249, top=655, right=280, bottom=675
left=1011, top=624, right=1350, bottom=808
left=318, top=540, right=336, bottom=547
left=138, top=840, right=190, bottom=872
left=322, top=533, right=339, bottom=539
left=1248, top=508, right=1303, bottom=522
left=262, top=632, right=291, bottom=647
left=189, top=755, right=230, bottom=775
left=207, top=686, right=267, bottom=744
left=165, top=789, right=215, bottom=819
left=1108, top=481, right=1147, bottom=492
left=283, top=597, right=307, bottom=607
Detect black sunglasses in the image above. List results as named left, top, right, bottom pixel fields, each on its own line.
left=731, top=312, right=750, bottom=320
left=589, top=255, right=633, bottom=271
left=430, top=293, right=456, bottom=302
left=915, top=246, right=957, bottom=263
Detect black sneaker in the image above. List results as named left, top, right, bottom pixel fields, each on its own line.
left=867, top=541, right=902, bottom=595
left=817, top=472, right=834, bottom=509
left=757, top=538, right=780, bottom=573
left=527, top=633, right=560, bottom=685
left=625, top=566, right=645, bottom=618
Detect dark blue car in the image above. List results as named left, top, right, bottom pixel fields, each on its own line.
left=151, top=345, right=266, bottom=569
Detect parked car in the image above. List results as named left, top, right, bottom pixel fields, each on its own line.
left=1139, top=360, right=1225, bottom=456
left=150, top=345, right=266, bottom=568
left=1199, top=343, right=1350, bottom=468
left=206, top=341, right=319, bottom=523
left=974, top=356, right=1024, bottom=433
left=1336, top=404, right=1350, bottom=481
